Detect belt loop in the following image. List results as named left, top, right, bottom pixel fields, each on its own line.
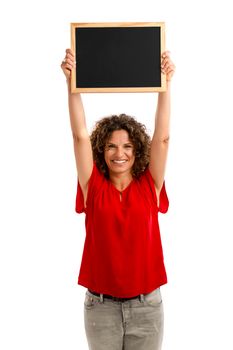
left=100, top=293, right=104, bottom=303
left=139, top=294, right=145, bottom=303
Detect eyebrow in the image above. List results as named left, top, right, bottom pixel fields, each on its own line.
left=106, top=142, right=133, bottom=145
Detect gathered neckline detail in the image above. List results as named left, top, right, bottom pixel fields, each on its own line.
left=109, top=178, right=135, bottom=193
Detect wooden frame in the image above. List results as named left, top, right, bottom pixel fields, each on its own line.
left=70, top=22, right=166, bottom=93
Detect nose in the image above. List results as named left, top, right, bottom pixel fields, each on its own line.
left=115, top=146, right=124, bottom=157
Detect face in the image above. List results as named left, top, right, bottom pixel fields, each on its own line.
left=104, top=129, right=135, bottom=177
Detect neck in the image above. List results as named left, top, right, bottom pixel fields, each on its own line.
left=109, top=171, right=133, bottom=190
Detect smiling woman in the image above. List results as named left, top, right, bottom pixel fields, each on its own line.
left=61, top=47, right=175, bottom=350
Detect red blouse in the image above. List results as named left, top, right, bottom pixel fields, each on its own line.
left=75, top=162, right=169, bottom=298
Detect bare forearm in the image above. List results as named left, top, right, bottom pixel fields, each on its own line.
left=66, top=80, right=88, bottom=140
left=154, top=81, right=171, bottom=141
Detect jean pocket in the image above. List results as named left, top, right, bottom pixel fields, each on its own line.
left=84, top=293, right=100, bottom=310
left=144, top=288, right=162, bottom=307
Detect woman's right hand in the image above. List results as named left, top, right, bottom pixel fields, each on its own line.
left=61, top=48, right=76, bottom=81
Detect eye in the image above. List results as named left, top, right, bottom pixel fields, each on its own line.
left=106, top=144, right=115, bottom=149
left=125, top=145, right=132, bottom=148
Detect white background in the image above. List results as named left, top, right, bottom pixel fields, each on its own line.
left=1, top=0, right=233, bottom=349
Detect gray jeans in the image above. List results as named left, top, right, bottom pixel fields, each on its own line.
left=84, top=288, right=164, bottom=350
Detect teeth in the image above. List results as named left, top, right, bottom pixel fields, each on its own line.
left=112, top=160, right=126, bottom=163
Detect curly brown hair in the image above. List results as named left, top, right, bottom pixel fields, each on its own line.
left=90, top=113, right=151, bottom=179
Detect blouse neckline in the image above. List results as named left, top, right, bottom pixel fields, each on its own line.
left=109, top=178, right=135, bottom=193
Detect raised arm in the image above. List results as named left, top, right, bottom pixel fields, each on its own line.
left=61, top=49, right=93, bottom=202
left=148, top=51, right=175, bottom=201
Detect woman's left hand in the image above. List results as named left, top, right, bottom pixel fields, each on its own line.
left=161, top=51, right=175, bottom=82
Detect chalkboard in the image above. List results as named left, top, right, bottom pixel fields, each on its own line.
left=70, top=22, right=166, bottom=93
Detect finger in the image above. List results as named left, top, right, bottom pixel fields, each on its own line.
left=161, top=57, right=169, bottom=66
left=66, top=48, right=75, bottom=57
left=166, top=69, right=175, bottom=80
left=66, top=52, right=76, bottom=62
left=65, top=57, right=75, bottom=66
left=166, top=67, right=175, bottom=75
left=63, top=63, right=73, bottom=71
left=161, top=55, right=173, bottom=67
left=162, top=63, right=175, bottom=76
left=161, top=66, right=167, bottom=74
left=162, top=59, right=171, bottom=70
left=165, top=63, right=175, bottom=73
left=161, top=50, right=171, bottom=58
left=62, top=59, right=76, bottom=70
left=165, top=59, right=175, bottom=70
left=61, top=58, right=73, bottom=69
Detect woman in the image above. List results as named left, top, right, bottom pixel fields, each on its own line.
left=61, top=48, right=175, bottom=350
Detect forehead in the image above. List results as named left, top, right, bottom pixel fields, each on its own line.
left=107, top=129, right=132, bottom=143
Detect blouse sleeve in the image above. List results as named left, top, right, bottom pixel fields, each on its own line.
left=75, top=162, right=102, bottom=214
left=143, top=167, right=169, bottom=214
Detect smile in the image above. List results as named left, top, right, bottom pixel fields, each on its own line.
left=111, top=160, right=127, bottom=164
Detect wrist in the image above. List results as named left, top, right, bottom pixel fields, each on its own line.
left=165, top=80, right=171, bottom=90
left=66, top=79, right=71, bottom=89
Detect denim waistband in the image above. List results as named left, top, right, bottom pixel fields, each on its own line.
left=88, top=288, right=143, bottom=302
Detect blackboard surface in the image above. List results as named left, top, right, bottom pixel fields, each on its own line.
left=71, top=22, right=166, bottom=93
